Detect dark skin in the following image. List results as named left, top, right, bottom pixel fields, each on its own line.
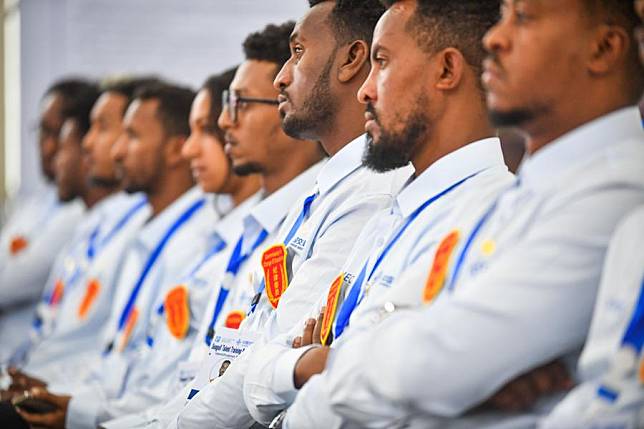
left=292, top=0, right=576, bottom=410
left=38, top=93, right=65, bottom=182
left=274, top=2, right=370, bottom=156
left=483, top=0, right=642, bottom=154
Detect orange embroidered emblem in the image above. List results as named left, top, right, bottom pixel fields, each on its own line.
left=320, top=273, right=344, bottom=345
left=78, top=278, right=101, bottom=320
left=423, top=230, right=460, bottom=304
left=261, top=244, right=289, bottom=309
left=224, top=310, right=246, bottom=329
left=165, top=285, right=190, bottom=340
left=9, top=236, right=28, bottom=255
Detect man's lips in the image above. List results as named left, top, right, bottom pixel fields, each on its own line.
left=482, top=58, right=503, bottom=88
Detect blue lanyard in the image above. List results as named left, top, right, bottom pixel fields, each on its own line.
left=147, top=236, right=227, bottom=347
left=248, top=192, right=317, bottom=314
left=115, top=198, right=206, bottom=335
left=87, top=197, right=148, bottom=259
left=40, top=197, right=148, bottom=307
left=204, top=229, right=269, bottom=345
left=446, top=179, right=520, bottom=292
left=333, top=173, right=477, bottom=339
left=596, top=276, right=644, bottom=403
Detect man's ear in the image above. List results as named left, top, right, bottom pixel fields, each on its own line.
left=434, top=47, right=465, bottom=91
left=587, top=24, right=631, bottom=76
left=337, top=40, right=370, bottom=83
left=164, top=135, right=188, bottom=168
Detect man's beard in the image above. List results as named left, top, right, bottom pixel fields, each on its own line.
left=281, top=54, right=336, bottom=140
left=363, top=101, right=426, bottom=173
left=232, top=162, right=264, bottom=177
left=89, top=175, right=121, bottom=189
left=488, top=108, right=536, bottom=128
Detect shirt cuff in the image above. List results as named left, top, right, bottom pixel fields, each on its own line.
left=273, top=344, right=319, bottom=395
left=66, top=394, right=102, bottom=429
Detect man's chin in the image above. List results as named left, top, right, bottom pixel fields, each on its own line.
left=232, top=163, right=263, bottom=177
left=488, top=108, right=534, bottom=128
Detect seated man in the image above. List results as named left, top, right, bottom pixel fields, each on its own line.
left=0, top=80, right=94, bottom=360
left=300, top=0, right=644, bottom=427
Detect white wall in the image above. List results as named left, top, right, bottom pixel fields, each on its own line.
left=18, top=0, right=308, bottom=194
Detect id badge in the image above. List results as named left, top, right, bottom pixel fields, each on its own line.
left=187, top=327, right=258, bottom=400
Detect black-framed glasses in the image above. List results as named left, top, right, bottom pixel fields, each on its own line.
left=222, top=89, right=279, bottom=124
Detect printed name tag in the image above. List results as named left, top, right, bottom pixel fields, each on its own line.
left=187, top=327, right=258, bottom=400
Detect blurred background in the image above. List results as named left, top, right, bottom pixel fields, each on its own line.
left=0, top=0, right=307, bottom=211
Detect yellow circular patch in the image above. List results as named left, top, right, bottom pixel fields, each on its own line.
left=481, top=239, right=496, bottom=256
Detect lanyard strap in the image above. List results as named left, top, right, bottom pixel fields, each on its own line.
left=447, top=179, right=520, bottom=292
left=333, top=173, right=478, bottom=339
left=116, top=198, right=206, bottom=334
left=204, top=229, right=269, bottom=345
left=87, top=197, right=148, bottom=259
left=42, top=197, right=148, bottom=306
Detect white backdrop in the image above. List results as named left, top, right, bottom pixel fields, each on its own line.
left=18, top=0, right=308, bottom=194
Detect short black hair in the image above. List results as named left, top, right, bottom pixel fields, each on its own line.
left=381, top=0, right=499, bottom=75
left=243, top=21, right=295, bottom=73
left=133, top=81, right=195, bottom=137
left=309, top=0, right=385, bottom=45
left=201, top=67, right=238, bottom=140
left=101, top=76, right=162, bottom=110
left=45, top=78, right=100, bottom=135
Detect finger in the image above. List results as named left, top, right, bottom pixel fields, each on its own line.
left=301, top=319, right=316, bottom=346
left=312, top=307, right=325, bottom=345
left=292, top=336, right=302, bottom=348
left=16, top=407, right=53, bottom=427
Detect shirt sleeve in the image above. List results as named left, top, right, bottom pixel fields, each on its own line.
left=0, top=205, right=84, bottom=306
left=325, top=189, right=643, bottom=426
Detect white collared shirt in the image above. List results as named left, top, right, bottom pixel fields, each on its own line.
left=244, top=138, right=514, bottom=427
left=320, top=107, right=644, bottom=428
left=57, top=187, right=218, bottom=429
left=173, top=135, right=412, bottom=429
left=19, top=192, right=150, bottom=377
left=0, top=187, right=85, bottom=361
left=540, top=205, right=644, bottom=428
left=98, top=162, right=323, bottom=429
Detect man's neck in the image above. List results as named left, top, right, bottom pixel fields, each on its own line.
left=261, top=156, right=321, bottom=196
left=525, top=98, right=634, bottom=155
left=413, top=108, right=495, bottom=176
left=82, top=186, right=117, bottom=209
left=317, top=98, right=365, bottom=156
left=147, top=173, right=195, bottom=218
left=230, top=176, right=261, bottom=207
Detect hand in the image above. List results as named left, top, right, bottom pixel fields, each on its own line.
left=483, top=360, right=573, bottom=412
left=9, top=367, right=47, bottom=391
left=293, top=346, right=331, bottom=389
left=292, top=307, right=325, bottom=348
left=15, top=387, right=71, bottom=429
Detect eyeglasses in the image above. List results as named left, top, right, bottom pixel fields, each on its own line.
left=222, top=89, right=279, bottom=124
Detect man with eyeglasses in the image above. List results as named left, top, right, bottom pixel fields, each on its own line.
left=0, top=80, right=92, bottom=362
left=95, top=22, right=325, bottom=429
left=171, top=1, right=412, bottom=427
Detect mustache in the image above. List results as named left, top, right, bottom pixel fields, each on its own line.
left=365, top=102, right=380, bottom=123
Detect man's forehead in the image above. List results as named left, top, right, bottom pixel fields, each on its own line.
left=230, top=60, right=276, bottom=94
left=373, top=2, right=413, bottom=49
left=293, top=2, right=334, bottom=43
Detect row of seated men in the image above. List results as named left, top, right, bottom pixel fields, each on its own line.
left=0, top=0, right=643, bottom=428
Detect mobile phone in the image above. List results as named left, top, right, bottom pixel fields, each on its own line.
left=11, top=394, right=57, bottom=414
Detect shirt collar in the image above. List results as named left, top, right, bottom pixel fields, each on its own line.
left=518, top=106, right=643, bottom=189
left=316, top=134, right=366, bottom=195
left=246, top=160, right=325, bottom=234
left=212, top=192, right=263, bottom=246
left=397, top=137, right=506, bottom=218
left=137, top=186, right=204, bottom=251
